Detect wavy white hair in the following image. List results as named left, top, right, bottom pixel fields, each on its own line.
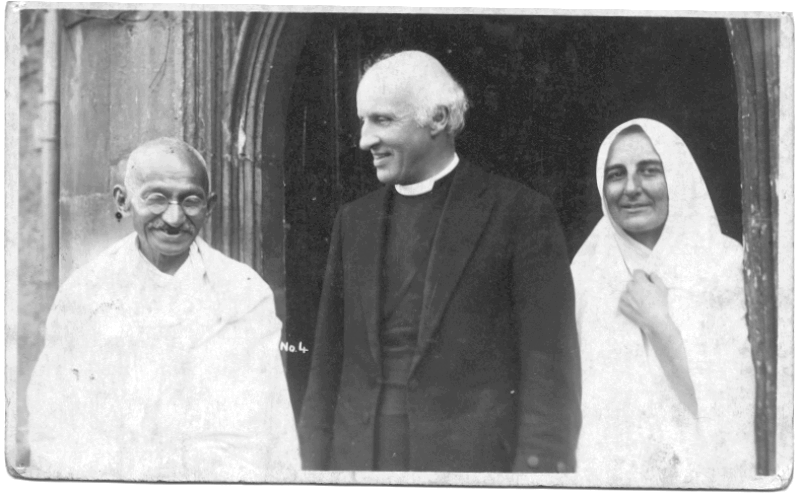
left=364, top=51, right=470, bottom=137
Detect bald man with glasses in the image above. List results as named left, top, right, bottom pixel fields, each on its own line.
left=26, top=138, right=299, bottom=481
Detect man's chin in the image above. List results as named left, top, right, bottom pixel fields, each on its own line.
left=375, top=170, right=399, bottom=185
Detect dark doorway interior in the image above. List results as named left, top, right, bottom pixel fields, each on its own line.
left=282, top=14, right=741, bottom=416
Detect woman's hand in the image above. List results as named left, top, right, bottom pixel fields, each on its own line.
left=619, top=269, right=698, bottom=417
left=619, top=269, right=671, bottom=333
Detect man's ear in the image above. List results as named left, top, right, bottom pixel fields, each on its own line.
left=112, top=185, right=129, bottom=215
left=429, top=106, right=450, bottom=137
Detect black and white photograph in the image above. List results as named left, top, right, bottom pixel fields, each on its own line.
left=3, top=0, right=793, bottom=489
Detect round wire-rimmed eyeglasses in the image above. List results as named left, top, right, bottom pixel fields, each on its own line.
left=143, top=194, right=207, bottom=216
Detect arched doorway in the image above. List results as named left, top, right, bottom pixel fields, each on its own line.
left=184, top=11, right=779, bottom=474
left=281, top=13, right=742, bottom=417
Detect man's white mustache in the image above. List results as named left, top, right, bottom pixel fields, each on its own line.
left=151, top=223, right=194, bottom=234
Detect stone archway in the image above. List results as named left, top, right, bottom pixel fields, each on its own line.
left=182, top=12, right=783, bottom=474
left=183, top=11, right=311, bottom=322
left=727, top=18, right=782, bottom=476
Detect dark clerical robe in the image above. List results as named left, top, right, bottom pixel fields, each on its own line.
left=376, top=174, right=453, bottom=470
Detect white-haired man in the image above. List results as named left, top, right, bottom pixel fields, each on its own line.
left=26, top=138, right=299, bottom=480
left=298, top=51, right=581, bottom=472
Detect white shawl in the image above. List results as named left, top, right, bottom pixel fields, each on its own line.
left=571, top=119, right=755, bottom=486
left=26, top=233, right=300, bottom=481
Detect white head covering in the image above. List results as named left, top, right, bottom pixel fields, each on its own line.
left=589, top=118, right=731, bottom=290
left=571, top=118, right=754, bottom=486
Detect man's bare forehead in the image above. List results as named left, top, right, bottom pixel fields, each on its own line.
left=357, top=78, right=417, bottom=117
left=128, top=150, right=209, bottom=191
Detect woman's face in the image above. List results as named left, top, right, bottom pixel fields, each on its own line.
left=603, top=130, right=669, bottom=250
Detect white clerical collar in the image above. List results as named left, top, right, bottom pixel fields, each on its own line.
left=394, top=154, right=460, bottom=196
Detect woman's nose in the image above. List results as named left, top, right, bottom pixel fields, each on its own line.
left=359, top=122, right=379, bottom=150
left=623, top=173, right=642, bottom=195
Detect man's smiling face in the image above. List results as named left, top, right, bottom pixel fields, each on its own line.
left=356, top=71, right=437, bottom=185
left=126, top=148, right=212, bottom=268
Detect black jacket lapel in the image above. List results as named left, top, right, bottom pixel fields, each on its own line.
left=354, top=186, right=392, bottom=369
left=411, top=162, right=494, bottom=374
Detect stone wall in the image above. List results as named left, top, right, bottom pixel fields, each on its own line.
left=59, top=10, right=185, bottom=281
left=16, top=8, right=46, bottom=468
left=15, top=9, right=186, bottom=467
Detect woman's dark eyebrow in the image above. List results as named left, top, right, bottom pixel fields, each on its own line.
left=604, top=164, right=626, bottom=172
left=637, top=159, right=663, bottom=168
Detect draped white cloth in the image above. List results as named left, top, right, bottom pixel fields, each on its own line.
left=571, top=119, right=755, bottom=486
left=26, top=232, right=300, bottom=481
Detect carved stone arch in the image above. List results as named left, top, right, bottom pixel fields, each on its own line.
left=180, top=13, right=784, bottom=474
left=183, top=11, right=310, bottom=320
left=727, top=18, right=782, bottom=476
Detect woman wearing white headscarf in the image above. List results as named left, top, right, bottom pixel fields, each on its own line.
left=572, top=118, right=755, bottom=485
